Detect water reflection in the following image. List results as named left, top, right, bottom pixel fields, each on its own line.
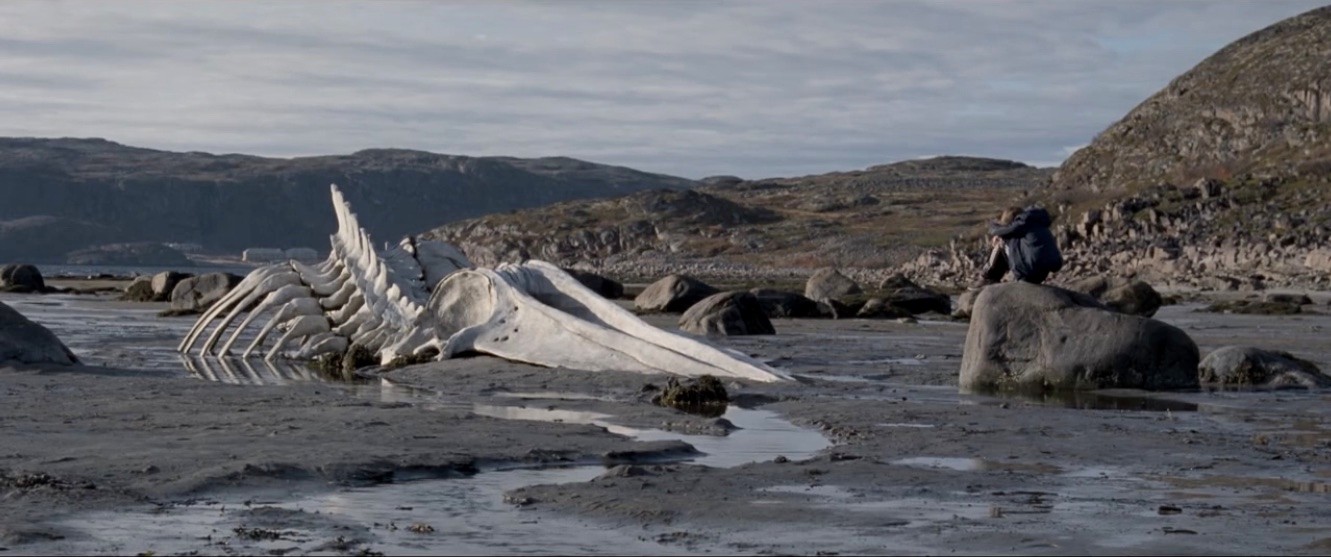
left=181, top=355, right=323, bottom=385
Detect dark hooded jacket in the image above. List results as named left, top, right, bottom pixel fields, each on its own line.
left=988, top=207, right=1063, bottom=283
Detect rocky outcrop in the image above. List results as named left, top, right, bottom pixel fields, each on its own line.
left=169, top=272, right=242, bottom=313
left=1052, top=6, right=1331, bottom=194
left=424, top=189, right=779, bottom=268
left=679, top=291, right=775, bottom=336
left=805, top=268, right=862, bottom=302
left=634, top=275, right=720, bottom=314
left=0, top=301, right=77, bottom=365
left=904, top=9, right=1331, bottom=292
left=1198, top=346, right=1331, bottom=388
left=959, top=282, right=1199, bottom=392
left=0, top=264, right=46, bottom=293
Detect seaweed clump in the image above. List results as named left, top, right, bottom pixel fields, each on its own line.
left=385, top=347, right=442, bottom=370
left=310, top=344, right=378, bottom=382
left=1203, top=300, right=1302, bottom=315
left=652, top=375, right=729, bottom=417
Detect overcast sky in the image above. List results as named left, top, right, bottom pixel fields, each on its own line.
left=0, top=1, right=1324, bottom=179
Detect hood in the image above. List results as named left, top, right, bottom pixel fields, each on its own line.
left=1021, top=207, right=1053, bottom=228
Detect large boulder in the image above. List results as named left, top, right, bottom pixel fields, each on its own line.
left=562, top=268, right=624, bottom=300
left=169, top=272, right=243, bottom=312
left=120, top=276, right=156, bottom=302
left=634, top=274, right=719, bottom=313
left=876, top=274, right=951, bottom=315
left=748, top=288, right=822, bottom=318
left=0, top=264, right=46, bottom=293
left=804, top=268, right=862, bottom=302
left=953, top=288, right=982, bottom=319
left=0, top=301, right=77, bottom=365
left=150, top=271, right=193, bottom=302
left=959, top=282, right=1199, bottom=392
left=1198, top=346, right=1331, bottom=388
left=1066, top=276, right=1163, bottom=317
left=679, top=291, right=775, bottom=336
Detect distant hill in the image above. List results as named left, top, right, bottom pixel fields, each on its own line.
left=1052, top=5, right=1331, bottom=193
left=0, top=138, right=693, bottom=263
left=907, top=6, right=1331, bottom=290
left=422, top=156, right=1052, bottom=281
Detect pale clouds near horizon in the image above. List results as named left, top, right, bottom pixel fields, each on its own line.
left=0, top=1, right=1324, bottom=179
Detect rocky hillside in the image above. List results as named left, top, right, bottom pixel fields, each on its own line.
left=906, top=6, right=1331, bottom=291
left=422, top=156, right=1051, bottom=282
left=1052, top=5, right=1331, bottom=194
left=0, top=138, right=692, bottom=263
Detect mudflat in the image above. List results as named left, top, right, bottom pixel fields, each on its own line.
left=1, top=292, right=1330, bottom=555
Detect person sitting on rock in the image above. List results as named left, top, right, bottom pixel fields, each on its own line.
left=979, top=205, right=1063, bottom=286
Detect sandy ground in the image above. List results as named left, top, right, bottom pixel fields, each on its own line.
left=1, top=291, right=1330, bottom=555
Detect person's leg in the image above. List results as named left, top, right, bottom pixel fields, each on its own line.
left=1020, top=269, right=1050, bottom=285
left=981, top=243, right=1009, bottom=284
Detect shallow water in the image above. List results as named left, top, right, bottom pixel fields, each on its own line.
left=47, top=391, right=830, bottom=556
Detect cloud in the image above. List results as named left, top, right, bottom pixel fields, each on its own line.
left=0, top=0, right=1324, bottom=178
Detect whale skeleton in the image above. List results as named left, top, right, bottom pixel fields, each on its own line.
left=177, top=185, right=789, bottom=383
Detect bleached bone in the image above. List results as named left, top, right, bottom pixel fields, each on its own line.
left=180, top=184, right=789, bottom=383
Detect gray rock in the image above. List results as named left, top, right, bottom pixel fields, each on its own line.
left=150, top=271, right=193, bottom=302
left=876, top=275, right=951, bottom=315
left=804, top=268, right=862, bottom=302
left=170, top=272, right=242, bottom=312
left=121, top=276, right=155, bottom=302
left=634, top=274, right=719, bottom=313
left=959, top=282, right=1199, bottom=392
left=1198, top=346, right=1331, bottom=388
left=679, top=291, right=775, bottom=336
left=562, top=268, right=623, bottom=300
left=1067, top=276, right=1163, bottom=317
left=748, top=288, right=822, bottom=318
left=0, top=264, right=46, bottom=293
left=953, top=289, right=981, bottom=319
left=0, top=301, right=77, bottom=365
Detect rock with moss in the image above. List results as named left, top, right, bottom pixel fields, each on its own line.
left=120, top=277, right=156, bottom=302
left=1199, top=346, right=1331, bottom=388
left=310, top=343, right=379, bottom=381
left=654, top=375, right=729, bottom=416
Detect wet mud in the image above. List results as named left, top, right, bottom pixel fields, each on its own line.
left=1, top=292, right=1330, bottom=554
